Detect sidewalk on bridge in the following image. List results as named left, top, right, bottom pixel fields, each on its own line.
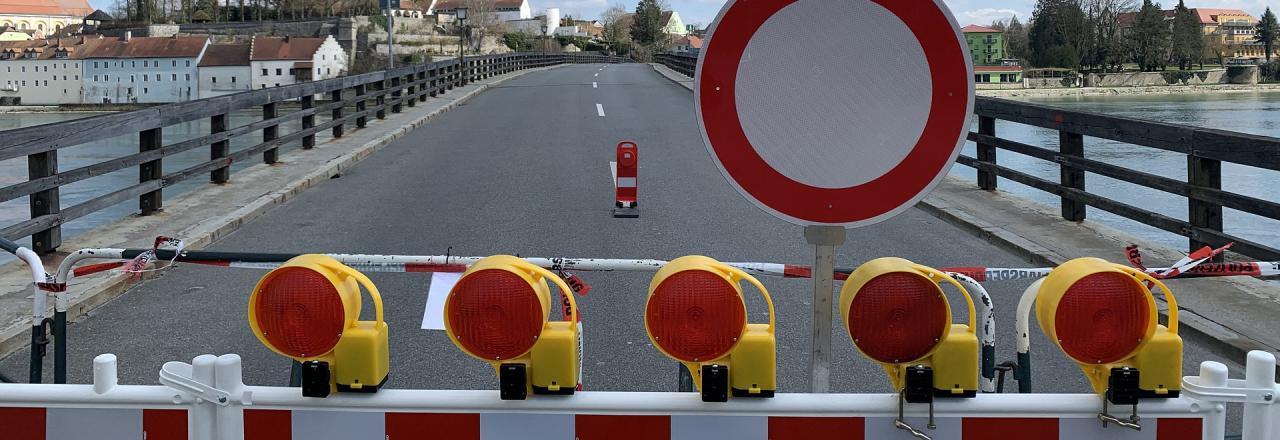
left=0, top=65, right=564, bottom=362
left=651, top=62, right=1280, bottom=358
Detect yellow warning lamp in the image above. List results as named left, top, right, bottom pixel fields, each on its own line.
left=248, top=255, right=388, bottom=398
left=1035, top=257, right=1182, bottom=406
left=444, top=255, right=579, bottom=400
left=644, top=255, right=775, bottom=402
left=840, top=257, right=978, bottom=403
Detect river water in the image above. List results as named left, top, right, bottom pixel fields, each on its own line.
left=1, top=91, right=1277, bottom=258
left=954, top=91, right=1280, bottom=256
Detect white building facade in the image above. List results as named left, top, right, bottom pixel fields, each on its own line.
left=82, top=34, right=209, bottom=103
left=249, top=35, right=346, bottom=91
left=197, top=43, right=251, bottom=98
left=0, top=43, right=88, bottom=104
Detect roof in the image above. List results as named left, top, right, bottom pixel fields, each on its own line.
left=82, top=35, right=208, bottom=59
left=0, top=0, right=94, bottom=17
left=962, top=25, right=1001, bottom=33
left=975, top=65, right=1022, bottom=72
left=1195, top=8, right=1256, bottom=25
left=198, top=43, right=249, bottom=67
left=678, top=35, right=702, bottom=49
left=0, top=36, right=111, bottom=60
left=433, top=0, right=523, bottom=10
left=250, top=36, right=325, bottom=61
left=399, top=0, right=432, bottom=11
left=83, top=9, right=112, bottom=20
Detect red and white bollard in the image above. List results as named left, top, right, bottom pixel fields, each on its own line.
left=613, top=141, right=639, bottom=218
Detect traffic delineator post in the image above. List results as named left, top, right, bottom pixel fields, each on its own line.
left=613, top=141, right=639, bottom=218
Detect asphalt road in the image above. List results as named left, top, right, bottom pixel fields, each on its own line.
left=0, top=64, right=1244, bottom=400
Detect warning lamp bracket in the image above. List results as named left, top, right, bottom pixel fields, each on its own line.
left=499, top=363, right=528, bottom=401
left=903, top=366, right=934, bottom=404
left=159, top=360, right=233, bottom=406
left=1183, top=376, right=1277, bottom=405
left=701, top=364, right=729, bottom=403
left=300, top=361, right=332, bottom=398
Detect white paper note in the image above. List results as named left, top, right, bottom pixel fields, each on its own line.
left=421, top=272, right=461, bottom=330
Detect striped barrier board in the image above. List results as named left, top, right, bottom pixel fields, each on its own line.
left=0, top=408, right=1203, bottom=440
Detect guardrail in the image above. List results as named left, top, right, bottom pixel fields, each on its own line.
left=655, top=52, right=1280, bottom=260
left=0, top=53, right=626, bottom=255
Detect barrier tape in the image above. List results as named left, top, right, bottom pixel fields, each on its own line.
left=123, top=237, right=185, bottom=278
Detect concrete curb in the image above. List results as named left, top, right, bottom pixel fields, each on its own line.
left=648, top=62, right=1278, bottom=361
left=0, top=65, right=561, bottom=366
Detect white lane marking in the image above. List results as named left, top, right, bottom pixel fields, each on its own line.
left=594, top=73, right=599, bottom=77
left=593, top=82, right=598, bottom=88
left=610, top=161, right=617, bottom=188
left=596, top=103, right=606, bottom=117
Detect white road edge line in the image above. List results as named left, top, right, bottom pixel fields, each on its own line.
left=596, top=103, right=606, bottom=117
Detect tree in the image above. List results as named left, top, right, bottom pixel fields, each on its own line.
left=631, top=0, right=664, bottom=45
left=1029, top=0, right=1087, bottom=68
left=1005, top=15, right=1031, bottom=61
left=1203, top=34, right=1227, bottom=66
left=1169, top=0, right=1203, bottom=70
left=1258, top=7, right=1278, bottom=63
left=601, top=3, right=631, bottom=43
left=1131, top=0, right=1170, bottom=71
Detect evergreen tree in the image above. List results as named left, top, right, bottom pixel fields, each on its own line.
left=1029, top=0, right=1087, bottom=68
left=1258, top=7, right=1279, bottom=63
left=631, top=0, right=664, bottom=45
left=1170, top=0, right=1203, bottom=70
left=1006, top=15, right=1031, bottom=61
left=1132, top=0, right=1170, bottom=71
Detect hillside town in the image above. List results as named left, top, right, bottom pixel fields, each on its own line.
left=0, top=0, right=702, bottom=105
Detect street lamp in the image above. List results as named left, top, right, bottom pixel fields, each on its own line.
left=541, top=23, right=549, bottom=54
left=456, top=7, right=468, bottom=86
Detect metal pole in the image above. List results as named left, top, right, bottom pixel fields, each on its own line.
left=387, top=10, right=394, bottom=70
left=804, top=225, right=845, bottom=393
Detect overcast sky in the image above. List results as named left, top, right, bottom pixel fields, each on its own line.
left=83, top=0, right=1276, bottom=29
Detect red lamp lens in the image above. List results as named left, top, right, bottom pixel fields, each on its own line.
left=646, top=270, right=745, bottom=362
left=848, top=272, right=947, bottom=363
left=1055, top=272, right=1150, bottom=364
left=254, top=267, right=345, bottom=358
left=446, top=269, right=544, bottom=360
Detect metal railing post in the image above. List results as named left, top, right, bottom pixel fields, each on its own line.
left=139, top=127, right=163, bottom=215
left=330, top=88, right=345, bottom=138
left=211, top=114, right=229, bottom=182
left=301, top=95, right=315, bottom=149
left=977, top=115, right=997, bottom=191
left=27, top=150, right=60, bottom=254
left=1188, top=154, right=1224, bottom=258
left=262, top=102, right=278, bottom=164
left=1059, top=131, right=1085, bottom=222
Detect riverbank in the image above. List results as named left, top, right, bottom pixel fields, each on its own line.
left=979, top=82, right=1280, bottom=98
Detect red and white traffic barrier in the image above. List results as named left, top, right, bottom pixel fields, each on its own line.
left=7, top=351, right=1270, bottom=440
left=613, top=141, right=639, bottom=218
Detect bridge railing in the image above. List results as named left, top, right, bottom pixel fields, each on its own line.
left=0, top=53, right=626, bottom=255
left=654, top=53, right=1280, bottom=261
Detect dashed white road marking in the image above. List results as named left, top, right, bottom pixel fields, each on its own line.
left=596, top=103, right=606, bottom=117
left=594, top=73, right=599, bottom=77
left=593, top=82, right=598, bottom=88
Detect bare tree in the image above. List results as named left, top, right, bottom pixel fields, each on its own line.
left=601, top=3, right=631, bottom=43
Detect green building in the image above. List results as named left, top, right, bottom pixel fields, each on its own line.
left=961, top=24, right=1005, bottom=65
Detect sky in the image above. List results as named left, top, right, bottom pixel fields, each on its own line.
left=82, top=0, right=1278, bottom=28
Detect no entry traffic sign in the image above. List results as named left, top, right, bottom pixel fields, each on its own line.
left=696, top=0, right=974, bottom=227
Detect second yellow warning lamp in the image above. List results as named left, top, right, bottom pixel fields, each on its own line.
left=444, top=255, right=579, bottom=400
left=841, top=258, right=978, bottom=433
left=644, top=256, right=776, bottom=402
left=1034, top=258, right=1182, bottom=428
left=248, top=255, right=389, bottom=398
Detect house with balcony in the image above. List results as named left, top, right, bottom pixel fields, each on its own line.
left=962, top=25, right=1005, bottom=66
left=197, top=43, right=250, bottom=98
left=249, top=35, right=346, bottom=91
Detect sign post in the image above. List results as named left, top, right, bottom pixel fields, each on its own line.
left=696, top=0, right=974, bottom=392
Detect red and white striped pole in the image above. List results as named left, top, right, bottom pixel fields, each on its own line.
left=613, top=141, right=639, bottom=218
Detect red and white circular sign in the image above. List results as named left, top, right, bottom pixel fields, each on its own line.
left=696, top=0, right=974, bottom=227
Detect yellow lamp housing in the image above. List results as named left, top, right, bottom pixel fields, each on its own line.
left=644, top=255, right=776, bottom=402
left=248, top=254, right=389, bottom=398
left=840, top=257, right=978, bottom=403
left=443, top=255, right=579, bottom=400
left=1035, top=257, right=1182, bottom=404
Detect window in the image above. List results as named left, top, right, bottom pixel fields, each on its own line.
left=327, top=68, right=331, bottom=75
left=20, top=66, right=24, bottom=72
left=172, top=74, right=177, bottom=81
left=143, top=87, right=148, bottom=94
left=20, top=81, right=25, bottom=86
left=231, top=76, right=236, bottom=83
left=74, top=75, right=77, bottom=80
left=262, top=68, right=268, bottom=76
left=212, top=77, right=217, bottom=83
left=104, top=74, right=108, bottom=81
left=93, top=75, right=98, bottom=81
left=143, top=75, right=147, bottom=82
left=185, top=74, right=190, bottom=81
left=127, top=87, right=132, bottom=94
left=276, top=68, right=282, bottom=75
left=274, top=83, right=279, bottom=87
left=261, top=84, right=266, bottom=89
left=186, top=60, right=190, bottom=67
left=130, top=75, right=135, bottom=82
left=322, top=55, right=326, bottom=60
left=132, top=61, right=136, bottom=67
left=93, top=61, right=98, bottom=68
left=172, top=60, right=177, bottom=67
